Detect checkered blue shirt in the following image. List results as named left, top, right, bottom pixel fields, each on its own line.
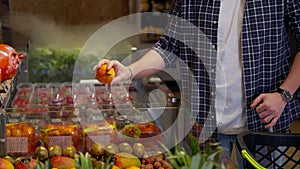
left=153, top=0, right=300, bottom=137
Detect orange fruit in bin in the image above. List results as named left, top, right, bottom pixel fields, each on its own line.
left=48, top=129, right=61, bottom=136
left=95, top=63, right=115, bottom=84
left=62, top=126, right=76, bottom=135
left=22, top=126, right=35, bottom=137
left=5, top=128, right=11, bottom=137
left=11, top=128, right=22, bottom=137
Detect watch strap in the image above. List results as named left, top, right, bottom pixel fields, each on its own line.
left=276, top=88, right=293, bottom=102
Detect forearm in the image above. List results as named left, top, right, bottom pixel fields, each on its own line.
left=280, top=52, right=300, bottom=94
left=128, top=49, right=166, bottom=79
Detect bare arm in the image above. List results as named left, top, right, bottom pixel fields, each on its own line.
left=94, top=49, right=165, bottom=84
left=128, top=49, right=166, bottom=79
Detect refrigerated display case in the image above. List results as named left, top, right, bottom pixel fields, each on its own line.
left=3, top=76, right=180, bottom=158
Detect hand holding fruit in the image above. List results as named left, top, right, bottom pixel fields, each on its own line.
left=95, top=63, right=115, bottom=84
left=94, top=59, right=133, bottom=84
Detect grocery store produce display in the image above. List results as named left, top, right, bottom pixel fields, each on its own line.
left=0, top=45, right=225, bottom=168
left=1, top=92, right=226, bottom=168
left=0, top=132, right=225, bottom=169
left=2, top=79, right=183, bottom=168
left=2, top=128, right=171, bottom=169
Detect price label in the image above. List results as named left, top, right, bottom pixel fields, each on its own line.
left=7, top=137, right=28, bottom=153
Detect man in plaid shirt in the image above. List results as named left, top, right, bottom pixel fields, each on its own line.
left=95, top=0, right=300, bottom=167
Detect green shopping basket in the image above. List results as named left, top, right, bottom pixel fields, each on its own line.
left=237, top=131, right=300, bottom=169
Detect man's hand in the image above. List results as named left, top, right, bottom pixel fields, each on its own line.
left=250, top=92, right=287, bottom=129
left=94, top=59, right=132, bottom=84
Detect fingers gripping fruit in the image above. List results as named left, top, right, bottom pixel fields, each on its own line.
left=95, top=63, right=115, bottom=84
left=0, top=44, right=24, bottom=83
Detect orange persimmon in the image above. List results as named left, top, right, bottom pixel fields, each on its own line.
left=5, top=128, right=11, bottom=137
left=95, top=63, right=115, bottom=84
left=11, top=128, right=22, bottom=137
left=22, top=126, right=35, bottom=137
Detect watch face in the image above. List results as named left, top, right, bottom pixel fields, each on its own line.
left=282, top=90, right=293, bottom=102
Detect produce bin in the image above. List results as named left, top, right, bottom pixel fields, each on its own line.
left=5, top=122, right=38, bottom=157
left=237, top=131, right=300, bottom=169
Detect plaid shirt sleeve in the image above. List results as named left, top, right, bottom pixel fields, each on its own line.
left=286, top=0, right=300, bottom=52
left=152, top=0, right=182, bottom=68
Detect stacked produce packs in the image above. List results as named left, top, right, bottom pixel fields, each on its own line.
left=5, top=81, right=177, bottom=161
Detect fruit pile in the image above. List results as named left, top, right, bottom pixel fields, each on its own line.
left=5, top=122, right=38, bottom=156
left=89, top=142, right=143, bottom=169
left=120, top=123, right=164, bottom=151
left=0, top=141, right=171, bottom=169
left=82, top=122, right=116, bottom=152
left=5, top=110, right=164, bottom=158
left=39, top=122, right=83, bottom=151
left=9, top=83, right=32, bottom=107
left=141, top=154, right=171, bottom=169
left=0, top=144, right=78, bottom=169
left=87, top=142, right=171, bottom=169
left=121, top=123, right=162, bottom=138
left=0, top=133, right=226, bottom=169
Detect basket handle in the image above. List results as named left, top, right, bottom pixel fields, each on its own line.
left=241, top=149, right=266, bottom=169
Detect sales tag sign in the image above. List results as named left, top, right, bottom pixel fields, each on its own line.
left=7, top=137, right=28, bottom=153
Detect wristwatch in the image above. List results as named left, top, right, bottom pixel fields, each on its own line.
left=276, top=88, right=293, bottom=102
